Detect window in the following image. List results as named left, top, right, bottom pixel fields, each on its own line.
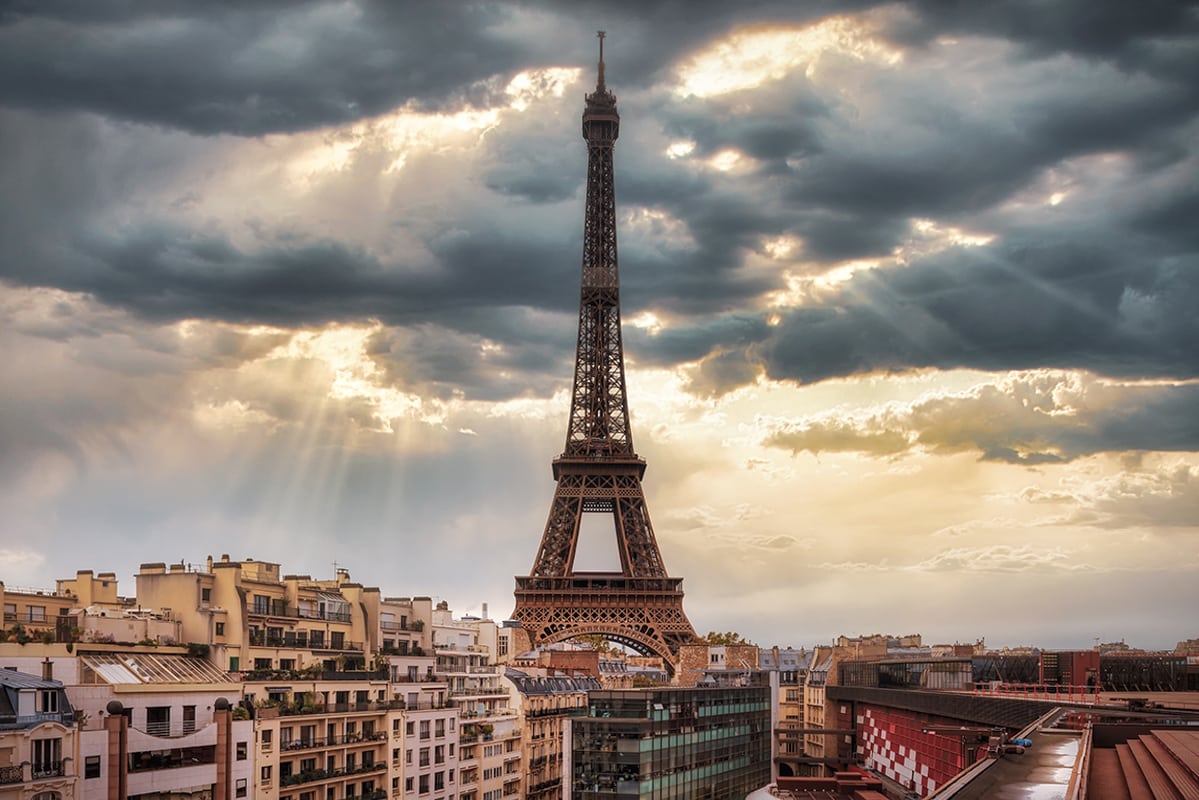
left=419, top=775, right=429, bottom=794
left=146, top=706, right=170, bottom=736
left=420, top=720, right=430, bottom=739
left=38, top=689, right=58, bottom=713
left=215, top=622, right=225, bottom=636
left=261, top=766, right=273, bottom=782
left=435, top=772, right=445, bottom=791
left=309, top=630, right=324, bottom=647
left=262, top=729, right=273, bottom=747
left=405, top=778, right=414, bottom=792
left=435, top=745, right=445, bottom=764
left=229, top=656, right=239, bottom=671
left=3, top=602, right=15, bottom=620
left=236, top=778, right=247, bottom=798
left=201, top=588, right=212, bottom=603
left=236, top=741, right=248, bottom=760
left=406, top=721, right=415, bottom=736
left=28, top=605, right=47, bottom=622
left=330, top=631, right=345, bottom=649
left=254, top=658, right=272, bottom=670
left=253, top=595, right=270, bottom=614
left=406, top=749, right=412, bottom=764
left=32, top=739, right=62, bottom=778
left=84, top=755, right=101, bottom=779
left=420, top=747, right=430, bottom=767
left=435, top=719, right=445, bottom=738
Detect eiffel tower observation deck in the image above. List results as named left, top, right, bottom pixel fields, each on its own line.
left=510, top=33, right=698, bottom=667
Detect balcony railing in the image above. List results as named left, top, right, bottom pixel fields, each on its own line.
left=380, top=620, right=419, bottom=633
left=279, top=731, right=389, bottom=751
left=0, top=765, right=24, bottom=785
left=279, top=761, right=386, bottom=787
left=246, top=604, right=353, bottom=624
left=344, top=791, right=387, bottom=800
left=247, top=632, right=363, bottom=652
left=31, top=761, right=65, bottom=780
left=275, top=700, right=405, bottom=718
left=242, top=668, right=386, bottom=682
left=526, top=706, right=585, bottom=718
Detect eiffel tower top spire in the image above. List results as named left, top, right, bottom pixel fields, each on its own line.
left=596, top=30, right=607, bottom=91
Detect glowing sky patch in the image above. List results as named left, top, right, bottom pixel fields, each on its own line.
left=676, top=16, right=904, bottom=98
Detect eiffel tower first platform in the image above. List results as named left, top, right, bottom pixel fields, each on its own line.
left=511, top=33, right=698, bottom=667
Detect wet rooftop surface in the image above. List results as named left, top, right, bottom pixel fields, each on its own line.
left=946, top=724, right=1081, bottom=800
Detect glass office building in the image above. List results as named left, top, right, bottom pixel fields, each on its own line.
left=571, top=685, right=771, bottom=799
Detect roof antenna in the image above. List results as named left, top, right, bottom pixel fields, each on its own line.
left=597, top=30, right=606, bottom=91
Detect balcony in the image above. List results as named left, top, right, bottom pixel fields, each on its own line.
left=380, top=620, right=419, bottom=633
left=279, top=732, right=389, bottom=751
left=246, top=603, right=353, bottom=624
left=0, top=765, right=24, bottom=784
left=242, top=668, right=387, bottom=682
left=273, top=700, right=404, bottom=718
left=279, top=761, right=386, bottom=787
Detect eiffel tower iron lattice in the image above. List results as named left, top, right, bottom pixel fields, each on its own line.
left=511, top=33, right=697, bottom=666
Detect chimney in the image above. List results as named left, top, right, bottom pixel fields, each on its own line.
left=42, top=658, right=54, bottom=682
left=482, top=602, right=489, bottom=620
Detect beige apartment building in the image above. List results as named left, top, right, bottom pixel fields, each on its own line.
left=432, top=606, right=519, bottom=800
left=0, top=667, right=78, bottom=800
left=503, top=668, right=598, bottom=800
left=135, top=558, right=431, bottom=675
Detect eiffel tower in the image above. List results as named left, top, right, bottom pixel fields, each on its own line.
left=511, top=33, right=697, bottom=667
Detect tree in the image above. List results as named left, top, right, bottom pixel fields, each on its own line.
left=575, top=634, right=613, bottom=652
left=702, top=631, right=753, bottom=646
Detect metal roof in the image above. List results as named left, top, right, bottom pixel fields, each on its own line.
left=0, top=669, right=63, bottom=690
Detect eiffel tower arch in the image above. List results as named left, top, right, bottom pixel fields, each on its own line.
left=511, top=33, right=698, bottom=668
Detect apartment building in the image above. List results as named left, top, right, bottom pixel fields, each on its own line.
left=432, top=606, right=519, bottom=800
left=0, top=667, right=77, bottom=800
left=504, top=668, right=598, bottom=800
left=1, top=643, right=253, bottom=800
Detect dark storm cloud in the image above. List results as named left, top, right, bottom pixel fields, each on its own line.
left=21, top=221, right=583, bottom=328
left=895, top=1, right=1199, bottom=65
left=0, top=2, right=525, bottom=135
left=757, top=234, right=1199, bottom=386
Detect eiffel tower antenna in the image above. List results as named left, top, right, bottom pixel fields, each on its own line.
left=511, top=36, right=697, bottom=669
left=596, top=30, right=606, bottom=91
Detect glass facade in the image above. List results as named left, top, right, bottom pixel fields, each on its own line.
left=572, top=687, right=771, bottom=799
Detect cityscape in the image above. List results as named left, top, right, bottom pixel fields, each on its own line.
left=3, top=2, right=1199, bottom=800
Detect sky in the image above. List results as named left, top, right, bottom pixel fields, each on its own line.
left=1, top=1, right=1197, bottom=652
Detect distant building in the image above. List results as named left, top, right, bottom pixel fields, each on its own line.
left=675, top=643, right=759, bottom=688
left=568, top=685, right=771, bottom=799
left=760, top=647, right=808, bottom=779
